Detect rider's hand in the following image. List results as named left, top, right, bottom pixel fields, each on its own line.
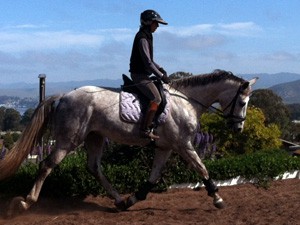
left=159, top=68, right=170, bottom=84
left=159, top=67, right=167, bottom=76
left=161, top=74, right=170, bottom=84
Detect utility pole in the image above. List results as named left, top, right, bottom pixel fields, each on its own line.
left=38, top=74, right=46, bottom=103
left=38, top=74, right=46, bottom=160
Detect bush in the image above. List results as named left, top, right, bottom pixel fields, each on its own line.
left=200, top=107, right=282, bottom=155
left=205, top=150, right=300, bottom=181
left=0, top=147, right=299, bottom=198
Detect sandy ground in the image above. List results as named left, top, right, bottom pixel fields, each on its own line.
left=0, top=179, right=299, bottom=225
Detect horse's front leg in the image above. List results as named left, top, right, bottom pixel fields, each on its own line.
left=125, top=148, right=172, bottom=209
left=178, top=145, right=225, bottom=209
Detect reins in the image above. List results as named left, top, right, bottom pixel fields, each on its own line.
left=171, top=83, right=246, bottom=123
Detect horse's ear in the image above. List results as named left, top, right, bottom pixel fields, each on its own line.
left=248, top=77, right=258, bottom=86
left=241, top=82, right=250, bottom=92
left=241, top=77, right=258, bottom=93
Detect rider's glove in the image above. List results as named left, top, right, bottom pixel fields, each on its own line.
left=161, top=74, right=170, bottom=84
left=159, top=67, right=167, bottom=76
left=159, top=68, right=170, bottom=84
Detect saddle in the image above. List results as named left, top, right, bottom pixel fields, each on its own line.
left=120, top=74, right=170, bottom=125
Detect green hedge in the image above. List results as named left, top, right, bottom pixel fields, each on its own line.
left=0, top=146, right=299, bottom=198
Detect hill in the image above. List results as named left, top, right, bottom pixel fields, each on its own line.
left=239, top=72, right=300, bottom=89
left=269, top=79, right=300, bottom=104
left=0, top=79, right=123, bottom=98
left=0, top=72, right=299, bottom=104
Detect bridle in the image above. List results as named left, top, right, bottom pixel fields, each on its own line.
left=221, top=85, right=246, bottom=124
left=171, top=84, right=247, bottom=124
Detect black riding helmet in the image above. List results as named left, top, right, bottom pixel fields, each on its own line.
left=140, top=9, right=168, bottom=26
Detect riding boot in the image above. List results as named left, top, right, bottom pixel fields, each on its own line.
left=140, top=102, right=160, bottom=139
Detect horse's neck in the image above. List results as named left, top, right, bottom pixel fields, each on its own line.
left=173, top=81, right=239, bottom=108
left=174, top=84, right=219, bottom=106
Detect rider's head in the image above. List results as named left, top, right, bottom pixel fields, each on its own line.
left=140, top=10, right=168, bottom=27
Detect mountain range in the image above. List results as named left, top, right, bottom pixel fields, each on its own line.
left=240, top=72, right=300, bottom=104
left=0, top=72, right=299, bottom=104
left=269, top=79, right=300, bottom=104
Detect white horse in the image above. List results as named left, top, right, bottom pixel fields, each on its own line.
left=0, top=70, right=257, bottom=216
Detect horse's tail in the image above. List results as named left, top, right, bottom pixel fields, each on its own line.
left=0, top=95, right=62, bottom=181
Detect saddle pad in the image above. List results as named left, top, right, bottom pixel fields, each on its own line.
left=120, top=90, right=170, bottom=124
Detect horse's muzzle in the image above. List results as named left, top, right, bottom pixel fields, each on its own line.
left=227, top=119, right=244, bottom=133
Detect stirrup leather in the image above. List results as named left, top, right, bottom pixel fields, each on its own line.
left=140, top=129, right=159, bottom=140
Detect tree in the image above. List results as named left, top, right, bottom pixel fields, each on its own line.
left=287, top=104, right=300, bottom=120
left=169, top=71, right=193, bottom=80
left=0, top=107, right=5, bottom=131
left=249, top=89, right=291, bottom=138
left=20, top=108, right=35, bottom=128
left=3, top=132, right=14, bottom=150
left=3, top=108, right=21, bottom=131
left=290, top=122, right=300, bottom=142
left=200, top=107, right=282, bottom=156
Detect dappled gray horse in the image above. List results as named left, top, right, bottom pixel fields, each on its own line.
left=0, top=70, right=257, bottom=215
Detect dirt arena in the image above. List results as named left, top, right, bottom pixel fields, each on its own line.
left=0, top=179, right=299, bottom=225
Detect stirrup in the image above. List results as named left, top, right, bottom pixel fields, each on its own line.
left=140, top=129, right=159, bottom=140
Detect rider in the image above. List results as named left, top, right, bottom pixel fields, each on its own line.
left=129, top=9, right=170, bottom=140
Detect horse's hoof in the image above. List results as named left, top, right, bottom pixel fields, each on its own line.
left=6, top=196, right=27, bottom=218
left=20, top=200, right=30, bottom=210
left=213, top=196, right=225, bottom=209
left=114, top=200, right=127, bottom=211
left=125, top=194, right=138, bottom=209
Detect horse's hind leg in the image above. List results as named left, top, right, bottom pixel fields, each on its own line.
left=7, top=147, right=69, bottom=217
left=84, top=132, right=124, bottom=209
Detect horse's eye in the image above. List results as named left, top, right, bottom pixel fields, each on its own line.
left=239, top=102, right=246, bottom=107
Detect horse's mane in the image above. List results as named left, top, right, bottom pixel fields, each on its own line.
left=170, top=69, right=245, bottom=88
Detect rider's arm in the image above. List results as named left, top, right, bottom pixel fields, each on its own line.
left=139, top=38, right=164, bottom=78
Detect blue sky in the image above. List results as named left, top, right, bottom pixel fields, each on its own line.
left=0, top=0, right=299, bottom=84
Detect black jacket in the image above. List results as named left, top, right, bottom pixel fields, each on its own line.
left=129, top=27, right=153, bottom=75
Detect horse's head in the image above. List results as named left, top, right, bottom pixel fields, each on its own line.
left=219, top=77, right=258, bottom=132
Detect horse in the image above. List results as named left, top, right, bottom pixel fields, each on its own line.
left=0, top=69, right=257, bottom=216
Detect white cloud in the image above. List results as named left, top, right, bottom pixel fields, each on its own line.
left=0, top=21, right=298, bottom=83
left=161, top=24, right=214, bottom=36
left=219, top=22, right=260, bottom=31
left=4, top=24, right=46, bottom=29
left=0, top=21, right=260, bottom=53
left=160, top=22, right=262, bottom=37
left=0, top=31, right=104, bottom=52
left=155, top=21, right=262, bottom=54
left=218, top=22, right=262, bottom=36
left=265, top=51, right=298, bottom=61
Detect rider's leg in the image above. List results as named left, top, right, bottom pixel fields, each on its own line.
left=140, top=81, right=162, bottom=139
left=131, top=74, right=162, bottom=140
left=140, top=101, right=160, bottom=139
